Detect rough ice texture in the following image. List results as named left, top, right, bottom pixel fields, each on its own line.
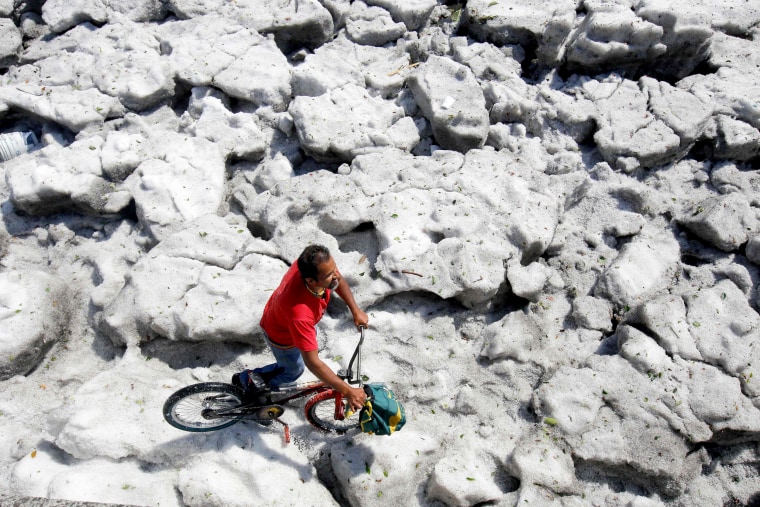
left=408, top=55, right=490, bottom=153
left=0, top=271, right=69, bottom=380
left=2, top=1, right=760, bottom=507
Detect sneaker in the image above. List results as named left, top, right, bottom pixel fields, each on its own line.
left=231, top=371, right=244, bottom=389
left=232, top=369, right=268, bottom=392
left=232, top=369, right=272, bottom=405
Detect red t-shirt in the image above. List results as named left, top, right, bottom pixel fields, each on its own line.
left=259, top=262, right=331, bottom=352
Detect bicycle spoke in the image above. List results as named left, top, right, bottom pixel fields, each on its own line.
left=163, top=383, right=245, bottom=432
left=304, top=390, right=361, bottom=434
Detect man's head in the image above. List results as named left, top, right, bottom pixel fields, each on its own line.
left=298, top=244, right=340, bottom=292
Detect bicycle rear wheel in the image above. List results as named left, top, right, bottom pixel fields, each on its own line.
left=304, top=390, right=361, bottom=434
left=163, top=382, right=245, bottom=432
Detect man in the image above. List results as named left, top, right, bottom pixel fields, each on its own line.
left=234, top=244, right=369, bottom=411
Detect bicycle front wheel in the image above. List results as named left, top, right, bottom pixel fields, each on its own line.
left=304, top=390, right=361, bottom=434
left=163, top=382, right=245, bottom=432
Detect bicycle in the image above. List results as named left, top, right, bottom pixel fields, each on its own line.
left=163, top=327, right=368, bottom=443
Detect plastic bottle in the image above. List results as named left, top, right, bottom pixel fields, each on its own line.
left=0, top=131, right=38, bottom=162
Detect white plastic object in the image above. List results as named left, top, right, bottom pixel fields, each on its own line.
left=0, top=131, right=38, bottom=162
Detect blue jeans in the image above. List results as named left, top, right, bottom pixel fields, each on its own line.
left=253, top=334, right=305, bottom=389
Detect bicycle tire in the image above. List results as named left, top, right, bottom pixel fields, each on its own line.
left=304, top=390, right=361, bottom=434
left=163, top=382, right=245, bottom=432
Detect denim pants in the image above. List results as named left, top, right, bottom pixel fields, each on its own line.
left=253, top=334, right=305, bottom=389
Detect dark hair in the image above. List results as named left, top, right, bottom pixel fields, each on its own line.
left=297, top=244, right=331, bottom=281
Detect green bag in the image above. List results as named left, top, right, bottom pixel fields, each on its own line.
left=359, top=383, right=406, bottom=435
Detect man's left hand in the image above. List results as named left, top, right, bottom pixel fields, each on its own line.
left=352, top=309, right=368, bottom=329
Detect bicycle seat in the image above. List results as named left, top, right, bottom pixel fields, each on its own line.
left=273, top=381, right=298, bottom=392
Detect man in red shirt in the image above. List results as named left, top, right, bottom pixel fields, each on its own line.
left=235, top=244, right=369, bottom=411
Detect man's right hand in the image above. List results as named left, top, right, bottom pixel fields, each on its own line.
left=346, top=385, right=367, bottom=412
left=302, top=350, right=368, bottom=412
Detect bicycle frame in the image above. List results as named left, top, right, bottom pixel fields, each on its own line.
left=204, top=382, right=327, bottom=419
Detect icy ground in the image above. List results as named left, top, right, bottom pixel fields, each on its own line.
left=2, top=0, right=760, bottom=506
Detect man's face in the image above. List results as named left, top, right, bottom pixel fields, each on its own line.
left=311, top=256, right=340, bottom=291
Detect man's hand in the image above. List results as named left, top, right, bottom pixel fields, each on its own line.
left=352, top=309, right=368, bottom=330
left=334, top=275, right=369, bottom=330
left=346, top=385, right=367, bottom=412
left=302, top=350, right=367, bottom=411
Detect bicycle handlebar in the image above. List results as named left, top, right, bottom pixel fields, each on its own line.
left=345, top=326, right=365, bottom=386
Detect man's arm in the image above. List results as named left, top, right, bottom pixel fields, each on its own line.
left=334, top=275, right=369, bottom=329
left=301, top=350, right=367, bottom=411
